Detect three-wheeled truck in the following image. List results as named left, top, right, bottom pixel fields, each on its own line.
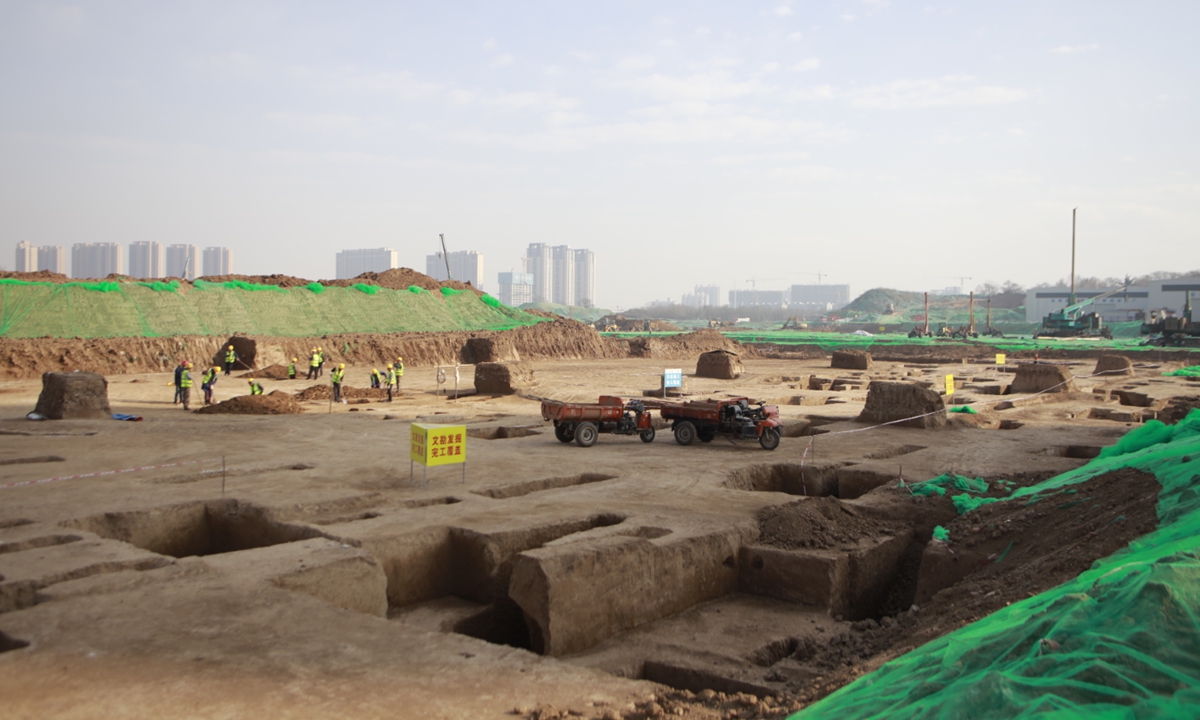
left=656, top=396, right=782, bottom=450
left=540, top=396, right=656, bottom=447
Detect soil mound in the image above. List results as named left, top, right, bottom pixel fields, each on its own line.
left=695, top=349, right=743, bottom=379
left=198, top=273, right=314, bottom=288
left=461, top=336, right=521, bottom=364
left=338, top=268, right=442, bottom=291
left=1009, top=363, right=1076, bottom=393
left=756, top=497, right=901, bottom=550
left=293, top=384, right=389, bottom=402
left=475, top=362, right=535, bottom=395
left=831, top=349, right=872, bottom=370
left=194, top=390, right=303, bottom=415
left=858, top=381, right=947, bottom=428
left=240, top=363, right=291, bottom=380
left=628, top=329, right=748, bottom=360
left=0, top=270, right=71, bottom=283
left=33, top=371, right=112, bottom=419
left=1094, top=354, right=1134, bottom=377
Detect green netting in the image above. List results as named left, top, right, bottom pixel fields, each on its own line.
left=0, top=281, right=545, bottom=338
left=441, top=287, right=463, bottom=296
left=908, top=474, right=991, bottom=497
left=351, top=283, right=381, bottom=295
left=795, top=409, right=1200, bottom=720
left=481, top=294, right=501, bottom=307
left=932, top=525, right=950, bottom=542
left=407, top=285, right=426, bottom=294
left=136, top=280, right=181, bottom=292
left=1165, top=365, right=1200, bottom=377
left=305, top=282, right=325, bottom=294
left=949, top=405, right=978, bottom=414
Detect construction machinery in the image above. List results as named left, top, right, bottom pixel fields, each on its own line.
left=982, top=298, right=1004, bottom=337
left=1141, top=291, right=1200, bottom=346
left=1034, top=209, right=1124, bottom=339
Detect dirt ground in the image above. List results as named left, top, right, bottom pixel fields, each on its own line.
left=1, top=349, right=1197, bottom=719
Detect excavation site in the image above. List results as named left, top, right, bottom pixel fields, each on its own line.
left=2, top=272, right=1200, bottom=720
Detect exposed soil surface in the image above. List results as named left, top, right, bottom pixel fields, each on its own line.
left=192, top=390, right=303, bottom=414
left=756, top=497, right=900, bottom=550
left=293, top=384, right=389, bottom=402
left=777, top=467, right=1161, bottom=708
left=238, top=363, right=292, bottom=380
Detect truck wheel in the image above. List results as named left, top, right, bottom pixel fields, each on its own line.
left=555, top=423, right=574, bottom=443
left=759, top=427, right=781, bottom=451
left=639, top=427, right=655, bottom=443
left=575, top=422, right=599, bottom=448
left=674, top=421, right=696, bottom=446
left=698, top=427, right=716, bottom=443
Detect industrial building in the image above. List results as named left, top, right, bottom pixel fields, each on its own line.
left=336, top=248, right=398, bottom=279
left=426, top=250, right=484, bottom=290
left=1024, top=277, right=1200, bottom=322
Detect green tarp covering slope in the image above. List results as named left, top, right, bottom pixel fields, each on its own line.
left=796, top=410, right=1200, bottom=720
left=0, top=279, right=542, bottom=338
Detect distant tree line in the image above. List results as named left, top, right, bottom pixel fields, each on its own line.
left=977, top=270, right=1200, bottom=295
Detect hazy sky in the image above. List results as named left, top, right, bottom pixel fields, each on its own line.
left=2, top=1, right=1197, bottom=309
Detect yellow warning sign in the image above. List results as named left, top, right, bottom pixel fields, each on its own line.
left=945, top=374, right=955, bottom=396
left=410, top=423, right=467, bottom=467
left=996, top=353, right=1007, bottom=365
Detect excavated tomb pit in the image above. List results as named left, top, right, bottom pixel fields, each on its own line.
left=471, top=473, right=618, bottom=499
left=723, top=463, right=899, bottom=500
left=60, top=499, right=335, bottom=558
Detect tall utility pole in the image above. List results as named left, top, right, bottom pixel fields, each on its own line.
left=1069, top=208, right=1077, bottom=305
left=439, top=233, right=452, bottom=280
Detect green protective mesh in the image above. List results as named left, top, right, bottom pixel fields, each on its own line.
left=481, top=294, right=501, bottom=307
left=794, top=409, right=1200, bottom=720
left=305, top=282, right=325, bottom=294
left=441, top=287, right=463, bottom=296
left=0, top=280, right=544, bottom=338
left=931, top=526, right=950, bottom=542
left=1165, top=365, right=1200, bottom=377
left=908, top=474, right=991, bottom=498
left=351, top=283, right=381, bottom=295
left=407, top=285, right=426, bottom=294
left=949, top=405, right=978, bottom=414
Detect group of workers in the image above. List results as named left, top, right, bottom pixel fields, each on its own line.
left=172, top=348, right=405, bottom=410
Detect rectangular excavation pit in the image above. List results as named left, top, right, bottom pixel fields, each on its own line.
left=372, top=513, right=628, bottom=650
left=472, top=473, right=618, bottom=500
left=739, top=528, right=913, bottom=621
left=864, top=444, right=927, bottom=460
left=60, top=499, right=335, bottom=558
left=1037, top=445, right=1103, bottom=459
left=0, top=534, right=83, bottom=555
left=466, top=426, right=542, bottom=440
left=724, top=464, right=841, bottom=497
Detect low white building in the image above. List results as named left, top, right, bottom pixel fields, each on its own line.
left=1025, top=276, right=1200, bottom=322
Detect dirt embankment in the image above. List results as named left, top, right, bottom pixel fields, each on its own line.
left=627, top=329, right=754, bottom=359
left=0, top=323, right=744, bottom=380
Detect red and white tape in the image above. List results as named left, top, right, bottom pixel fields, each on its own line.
left=1, top=458, right=219, bottom=490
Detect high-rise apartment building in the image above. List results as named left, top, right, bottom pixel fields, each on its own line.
left=682, top=285, right=721, bottom=308
left=165, top=244, right=198, bottom=280
left=37, top=246, right=66, bottom=273
left=497, top=271, right=534, bottom=307
left=523, top=243, right=552, bottom=303
left=728, top=289, right=787, bottom=309
left=788, top=284, right=851, bottom=311
left=572, top=249, right=595, bottom=308
left=336, top=248, right=398, bottom=279
left=426, top=251, right=484, bottom=289
left=550, top=245, right=575, bottom=306
left=72, top=243, right=123, bottom=279
left=203, top=247, right=233, bottom=276
left=128, top=241, right=165, bottom=279
left=15, top=241, right=36, bottom=271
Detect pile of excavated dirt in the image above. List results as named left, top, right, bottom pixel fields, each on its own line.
left=782, top=467, right=1161, bottom=706
left=197, top=273, right=314, bottom=288
left=293, top=384, right=389, bottom=402
left=239, top=363, right=291, bottom=380
left=756, top=497, right=901, bottom=550
left=627, top=329, right=751, bottom=359
left=194, top=391, right=303, bottom=415
left=0, top=270, right=72, bottom=283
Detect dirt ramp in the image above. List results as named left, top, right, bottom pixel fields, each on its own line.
left=34, top=371, right=113, bottom=419
left=194, top=391, right=302, bottom=415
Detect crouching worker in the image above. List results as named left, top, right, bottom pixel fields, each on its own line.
left=247, top=380, right=264, bottom=396
left=201, top=366, right=219, bottom=405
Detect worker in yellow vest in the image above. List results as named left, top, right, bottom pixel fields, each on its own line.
left=316, top=347, right=325, bottom=377
left=307, top=348, right=320, bottom=380
left=223, top=345, right=238, bottom=375
left=331, top=363, right=346, bottom=403
left=385, top=364, right=395, bottom=403
left=201, top=366, right=219, bottom=405
left=395, top=356, right=404, bottom=394
left=288, top=358, right=297, bottom=380
left=248, top=380, right=264, bottom=395
left=179, top=361, right=194, bottom=410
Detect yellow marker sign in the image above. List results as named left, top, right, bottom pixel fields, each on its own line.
left=945, top=374, right=955, bottom=396
left=995, top=353, right=1007, bottom=365
left=410, top=423, right=467, bottom=467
